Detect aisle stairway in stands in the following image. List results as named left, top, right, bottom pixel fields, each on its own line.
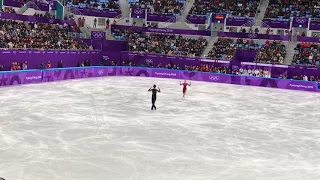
left=254, top=0, right=269, bottom=26
left=119, top=0, right=130, bottom=18
left=284, top=42, right=295, bottom=64
left=177, top=0, right=195, bottom=23
left=167, top=0, right=195, bottom=30
left=201, top=36, right=218, bottom=57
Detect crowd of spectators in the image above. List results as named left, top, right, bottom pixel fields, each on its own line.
left=113, top=59, right=320, bottom=82
left=0, top=19, right=91, bottom=50
left=264, top=0, right=320, bottom=19
left=113, top=28, right=207, bottom=57
left=67, top=0, right=120, bottom=10
left=110, top=59, right=274, bottom=78
left=77, top=59, right=92, bottom=67
left=1, top=7, right=16, bottom=13
left=237, top=67, right=271, bottom=77
left=207, top=38, right=237, bottom=60
left=129, top=0, right=185, bottom=14
left=129, top=33, right=207, bottom=57
left=10, top=61, right=28, bottom=71
left=189, top=0, right=260, bottom=17
left=33, top=12, right=55, bottom=19
left=280, top=74, right=320, bottom=82
left=292, top=42, right=320, bottom=66
left=255, top=40, right=286, bottom=64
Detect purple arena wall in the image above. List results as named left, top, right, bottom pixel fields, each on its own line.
left=0, top=67, right=319, bottom=93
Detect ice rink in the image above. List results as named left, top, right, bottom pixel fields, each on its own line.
left=1, top=76, right=320, bottom=180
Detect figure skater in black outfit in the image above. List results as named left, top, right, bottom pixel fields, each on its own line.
left=148, top=84, right=161, bottom=110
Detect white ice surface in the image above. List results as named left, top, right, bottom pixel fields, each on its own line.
left=1, top=76, right=320, bottom=180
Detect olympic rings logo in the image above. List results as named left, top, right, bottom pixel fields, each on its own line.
left=208, top=75, right=220, bottom=81
left=295, top=18, right=306, bottom=24
left=98, top=70, right=104, bottom=75
left=49, top=19, right=54, bottom=23
left=248, top=33, right=257, bottom=39
left=92, top=32, right=105, bottom=39
left=145, top=59, right=153, bottom=63
left=134, top=9, right=144, bottom=14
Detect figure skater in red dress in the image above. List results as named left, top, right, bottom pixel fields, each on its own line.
left=180, top=80, right=191, bottom=98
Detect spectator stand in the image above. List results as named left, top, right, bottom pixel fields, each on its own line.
left=66, top=0, right=120, bottom=11
left=69, top=5, right=121, bottom=38
left=255, top=40, right=287, bottom=64
left=128, top=0, right=186, bottom=23
left=0, top=12, right=85, bottom=38
left=66, top=0, right=122, bottom=32
left=189, top=0, right=260, bottom=17
left=0, top=19, right=90, bottom=50
left=292, top=42, right=320, bottom=66
left=206, top=37, right=265, bottom=62
left=188, top=0, right=260, bottom=29
left=265, top=0, right=320, bottom=19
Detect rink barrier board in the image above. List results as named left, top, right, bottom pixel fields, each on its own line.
left=0, top=66, right=319, bottom=92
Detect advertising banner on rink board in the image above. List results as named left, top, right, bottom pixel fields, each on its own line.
left=261, top=19, right=291, bottom=29
left=226, top=17, right=254, bottom=27
left=27, top=0, right=49, bottom=11
left=146, top=13, right=177, bottom=22
left=3, top=0, right=22, bottom=7
left=3, top=67, right=318, bottom=92
left=186, top=15, right=206, bottom=24
left=0, top=71, right=43, bottom=87
left=309, top=20, right=320, bottom=30
left=71, top=8, right=121, bottom=18
left=297, top=36, right=320, bottom=43
left=0, top=50, right=101, bottom=70
left=217, top=32, right=289, bottom=41
left=111, top=25, right=211, bottom=36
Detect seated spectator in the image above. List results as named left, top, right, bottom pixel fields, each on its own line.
left=189, top=0, right=260, bottom=17
left=46, top=61, right=51, bottom=69
left=77, top=61, right=85, bottom=67
left=40, top=63, right=45, bottom=69
left=255, top=40, right=286, bottom=64
left=22, top=61, right=28, bottom=70
left=58, top=60, right=63, bottom=68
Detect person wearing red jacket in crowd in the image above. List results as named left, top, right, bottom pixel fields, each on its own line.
left=46, top=61, right=51, bottom=69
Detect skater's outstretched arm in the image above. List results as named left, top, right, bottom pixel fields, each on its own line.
left=148, top=88, right=152, bottom=91
left=188, top=82, right=191, bottom=86
left=157, top=87, right=161, bottom=92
